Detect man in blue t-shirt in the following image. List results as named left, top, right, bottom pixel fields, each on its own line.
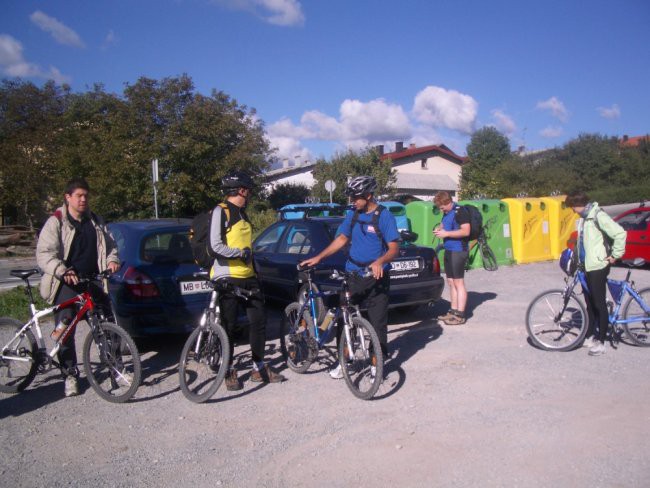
left=433, top=191, right=471, bottom=325
left=300, top=176, right=399, bottom=378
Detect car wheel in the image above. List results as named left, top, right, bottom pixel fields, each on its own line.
left=297, top=282, right=326, bottom=324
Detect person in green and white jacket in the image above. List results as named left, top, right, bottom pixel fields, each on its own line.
left=565, top=191, right=626, bottom=356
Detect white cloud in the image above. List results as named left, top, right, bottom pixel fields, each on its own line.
left=597, top=103, right=621, bottom=120
left=214, top=0, right=305, bottom=26
left=0, top=34, right=70, bottom=83
left=536, top=96, right=569, bottom=122
left=339, top=99, right=411, bottom=141
left=490, top=109, right=517, bottom=135
left=101, top=30, right=117, bottom=50
left=29, top=10, right=85, bottom=48
left=266, top=134, right=312, bottom=164
left=412, top=86, right=478, bottom=134
left=540, top=126, right=563, bottom=138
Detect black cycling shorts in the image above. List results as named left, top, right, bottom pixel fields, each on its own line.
left=444, top=250, right=469, bottom=279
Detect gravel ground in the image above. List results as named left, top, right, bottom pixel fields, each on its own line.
left=1, top=261, right=649, bottom=488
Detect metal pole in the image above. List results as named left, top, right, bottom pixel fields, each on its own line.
left=153, top=183, right=159, bottom=219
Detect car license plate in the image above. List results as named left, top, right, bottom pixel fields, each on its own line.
left=391, top=259, right=419, bottom=271
left=180, top=280, right=212, bottom=295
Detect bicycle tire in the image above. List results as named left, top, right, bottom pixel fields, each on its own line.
left=339, top=316, right=383, bottom=400
left=525, top=290, right=588, bottom=351
left=179, top=318, right=230, bottom=403
left=82, top=321, right=141, bottom=403
left=0, top=317, right=38, bottom=393
left=622, top=287, right=650, bottom=347
left=480, top=241, right=498, bottom=271
left=280, top=302, right=316, bottom=373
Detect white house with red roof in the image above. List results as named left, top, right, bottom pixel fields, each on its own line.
left=378, top=142, right=465, bottom=200
left=263, top=141, right=466, bottom=201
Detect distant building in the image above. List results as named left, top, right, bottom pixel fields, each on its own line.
left=620, top=134, right=650, bottom=148
left=379, top=142, right=466, bottom=201
left=264, top=159, right=317, bottom=190
left=263, top=141, right=466, bottom=201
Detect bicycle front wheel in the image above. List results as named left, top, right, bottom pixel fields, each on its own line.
left=526, top=290, right=588, bottom=351
left=179, top=318, right=230, bottom=403
left=622, top=287, right=650, bottom=347
left=280, top=302, right=316, bottom=373
left=82, top=321, right=141, bottom=403
left=480, top=241, right=498, bottom=271
left=0, top=317, right=38, bottom=393
left=339, top=316, right=383, bottom=400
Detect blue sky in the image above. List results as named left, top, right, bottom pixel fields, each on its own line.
left=1, top=0, right=649, bottom=165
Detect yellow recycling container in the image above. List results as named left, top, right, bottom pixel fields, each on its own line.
left=501, top=198, right=552, bottom=263
left=540, top=196, right=579, bottom=259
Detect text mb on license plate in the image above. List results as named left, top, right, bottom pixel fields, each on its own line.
left=180, top=280, right=212, bottom=295
left=391, top=259, right=419, bottom=271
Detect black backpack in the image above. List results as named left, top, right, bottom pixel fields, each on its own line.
left=459, top=205, right=483, bottom=241
left=190, top=203, right=230, bottom=270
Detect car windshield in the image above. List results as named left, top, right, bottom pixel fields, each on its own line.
left=141, top=231, right=194, bottom=264
left=326, top=221, right=344, bottom=240
left=617, top=211, right=649, bottom=231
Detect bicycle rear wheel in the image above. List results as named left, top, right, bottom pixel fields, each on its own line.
left=339, top=316, right=383, bottom=400
left=82, top=321, right=141, bottom=403
left=479, top=241, right=498, bottom=271
left=280, top=302, right=316, bottom=373
left=179, top=318, right=230, bottom=403
left=0, top=318, right=38, bottom=393
left=622, top=287, right=650, bottom=347
left=526, top=290, right=588, bottom=351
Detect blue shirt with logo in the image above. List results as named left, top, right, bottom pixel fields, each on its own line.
left=338, top=207, right=400, bottom=272
left=441, top=203, right=470, bottom=252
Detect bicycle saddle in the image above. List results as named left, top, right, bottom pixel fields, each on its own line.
left=10, top=268, right=40, bottom=279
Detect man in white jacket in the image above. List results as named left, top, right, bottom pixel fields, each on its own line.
left=36, top=177, right=120, bottom=396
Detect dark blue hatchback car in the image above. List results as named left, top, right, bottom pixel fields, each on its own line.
left=252, top=215, right=445, bottom=310
left=107, top=219, right=210, bottom=337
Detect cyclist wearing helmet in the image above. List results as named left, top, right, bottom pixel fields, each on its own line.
left=209, top=170, right=286, bottom=390
left=301, top=175, right=399, bottom=379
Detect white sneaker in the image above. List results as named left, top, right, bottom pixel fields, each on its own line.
left=329, top=364, right=343, bottom=379
left=582, top=336, right=596, bottom=348
left=64, top=376, right=79, bottom=397
left=588, top=341, right=606, bottom=356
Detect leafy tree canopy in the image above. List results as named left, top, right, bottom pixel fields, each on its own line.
left=311, top=148, right=396, bottom=204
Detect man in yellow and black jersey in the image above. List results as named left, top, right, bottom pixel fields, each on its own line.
left=209, top=170, right=286, bottom=390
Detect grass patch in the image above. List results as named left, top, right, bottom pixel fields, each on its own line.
left=0, top=286, right=48, bottom=322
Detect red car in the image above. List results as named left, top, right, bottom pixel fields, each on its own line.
left=566, top=204, right=649, bottom=262
left=615, top=205, right=650, bottom=261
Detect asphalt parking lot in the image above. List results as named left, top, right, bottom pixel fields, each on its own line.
left=1, top=260, right=649, bottom=487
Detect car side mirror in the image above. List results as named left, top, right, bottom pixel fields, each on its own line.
left=400, top=230, right=418, bottom=243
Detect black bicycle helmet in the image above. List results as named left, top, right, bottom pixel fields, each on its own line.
left=345, top=176, right=378, bottom=197
left=221, top=171, right=255, bottom=191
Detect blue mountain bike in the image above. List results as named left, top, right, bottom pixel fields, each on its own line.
left=526, top=258, right=650, bottom=351
left=280, top=265, right=383, bottom=400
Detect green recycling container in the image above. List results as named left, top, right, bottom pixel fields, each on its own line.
left=405, top=201, right=441, bottom=248
left=459, top=199, right=515, bottom=269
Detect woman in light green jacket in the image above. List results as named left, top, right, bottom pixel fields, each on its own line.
left=566, top=191, right=626, bottom=356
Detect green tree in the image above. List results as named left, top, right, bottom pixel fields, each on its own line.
left=311, top=148, right=396, bottom=204
left=0, top=80, right=70, bottom=227
left=268, top=182, right=310, bottom=209
left=461, top=127, right=512, bottom=198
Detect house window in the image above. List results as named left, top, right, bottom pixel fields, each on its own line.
left=421, top=158, right=427, bottom=169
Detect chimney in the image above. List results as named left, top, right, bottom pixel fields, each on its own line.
left=282, top=158, right=289, bottom=168
left=623, top=135, right=629, bottom=142
left=409, top=143, right=416, bottom=149
left=395, top=141, right=404, bottom=152
left=374, top=144, right=384, bottom=156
